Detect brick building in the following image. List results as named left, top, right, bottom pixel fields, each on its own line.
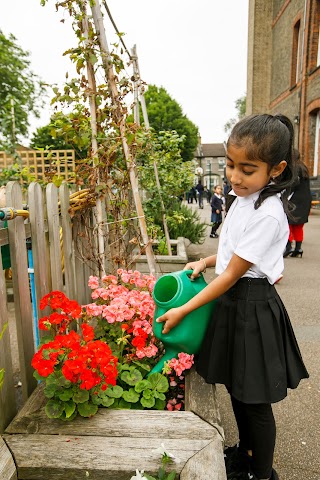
left=247, top=0, right=320, bottom=179
left=194, top=142, right=226, bottom=190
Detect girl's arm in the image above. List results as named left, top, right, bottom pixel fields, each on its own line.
left=157, top=254, right=252, bottom=334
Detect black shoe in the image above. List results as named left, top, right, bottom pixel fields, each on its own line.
left=283, top=241, right=293, bottom=257
left=209, top=234, right=214, bottom=238
left=225, top=444, right=251, bottom=478
left=290, top=249, right=303, bottom=258
left=228, top=468, right=279, bottom=480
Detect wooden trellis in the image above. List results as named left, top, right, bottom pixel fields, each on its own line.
left=0, top=150, right=76, bottom=182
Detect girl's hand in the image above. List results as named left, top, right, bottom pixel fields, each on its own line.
left=216, top=209, right=220, bottom=214
left=183, top=260, right=205, bottom=279
left=156, top=307, right=184, bottom=334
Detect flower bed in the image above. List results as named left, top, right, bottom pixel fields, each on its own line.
left=2, top=270, right=226, bottom=479
left=31, top=270, right=194, bottom=420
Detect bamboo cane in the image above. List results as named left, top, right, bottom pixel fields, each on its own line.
left=90, top=1, right=157, bottom=277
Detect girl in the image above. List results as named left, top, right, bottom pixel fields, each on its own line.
left=210, top=184, right=224, bottom=238
left=283, top=151, right=312, bottom=258
left=156, top=114, right=309, bottom=480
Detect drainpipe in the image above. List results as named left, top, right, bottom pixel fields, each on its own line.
left=297, top=0, right=308, bottom=151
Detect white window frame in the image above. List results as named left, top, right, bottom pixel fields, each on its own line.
left=317, top=24, right=320, bottom=66
left=314, top=111, right=320, bottom=177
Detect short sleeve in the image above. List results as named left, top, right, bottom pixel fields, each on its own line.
left=234, top=214, right=280, bottom=264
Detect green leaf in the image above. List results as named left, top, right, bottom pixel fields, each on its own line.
left=135, top=379, right=152, bottom=393
left=105, top=385, right=123, bottom=398
left=140, top=396, right=155, bottom=408
left=167, top=471, right=177, bottom=480
left=154, top=398, right=166, bottom=410
left=144, top=475, right=158, bottom=480
left=100, top=396, right=115, bottom=407
left=132, top=360, right=151, bottom=372
left=58, top=389, right=73, bottom=401
left=73, top=389, right=90, bottom=403
left=148, top=373, right=169, bottom=393
left=122, top=388, right=140, bottom=403
left=121, top=368, right=143, bottom=386
left=142, top=389, right=152, bottom=399
left=77, top=401, right=98, bottom=417
left=44, top=383, right=58, bottom=398
left=118, top=398, right=132, bottom=409
left=45, top=399, right=64, bottom=419
left=64, top=400, right=76, bottom=418
left=154, top=391, right=166, bottom=401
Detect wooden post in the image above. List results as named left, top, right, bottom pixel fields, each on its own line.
left=6, top=181, right=36, bottom=401
left=59, top=183, right=76, bottom=300
left=0, top=247, right=16, bottom=432
left=28, top=182, right=51, bottom=323
left=131, top=45, right=172, bottom=256
left=90, top=1, right=157, bottom=276
left=82, top=13, right=106, bottom=277
left=46, top=184, right=63, bottom=292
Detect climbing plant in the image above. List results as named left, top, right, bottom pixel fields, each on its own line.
left=40, top=0, right=155, bottom=273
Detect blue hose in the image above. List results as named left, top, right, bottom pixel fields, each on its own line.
left=27, top=242, right=39, bottom=349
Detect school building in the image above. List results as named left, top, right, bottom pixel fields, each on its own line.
left=247, top=0, right=320, bottom=186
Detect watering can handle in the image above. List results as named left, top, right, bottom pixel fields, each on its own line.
left=183, top=269, right=203, bottom=281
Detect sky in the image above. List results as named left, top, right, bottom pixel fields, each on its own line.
left=1, top=0, right=249, bottom=145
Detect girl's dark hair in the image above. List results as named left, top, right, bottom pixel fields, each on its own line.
left=227, top=113, right=296, bottom=214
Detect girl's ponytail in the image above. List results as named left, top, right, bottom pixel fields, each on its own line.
left=229, top=114, right=297, bottom=214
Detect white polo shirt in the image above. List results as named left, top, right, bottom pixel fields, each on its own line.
left=215, top=190, right=289, bottom=284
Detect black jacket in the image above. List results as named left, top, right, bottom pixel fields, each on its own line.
left=289, top=176, right=312, bottom=225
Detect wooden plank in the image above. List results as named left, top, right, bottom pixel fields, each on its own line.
left=46, top=184, right=63, bottom=292
left=180, top=436, right=226, bottom=480
left=4, top=434, right=207, bottom=480
left=6, top=181, right=37, bottom=401
left=59, top=183, right=75, bottom=299
left=0, top=248, right=16, bottom=433
left=0, top=436, right=17, bottom=480
left=185, top=368, right=224, bottom=439
left=0, top=224, right=31, bottom=247
left=28, top=182, right=51, bottom=323
left=72, top=216, right=87, bottom=305
left=6, top=385, right=215, bottom=439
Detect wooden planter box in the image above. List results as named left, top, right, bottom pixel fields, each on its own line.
left=2, top=370, right=226, bottom=480
left=135, top=237, right=188, bottom=275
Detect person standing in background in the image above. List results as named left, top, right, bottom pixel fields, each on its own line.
left=283, top=152, right=312, bottom=258
left=210, top=184, right=223, bottom=238
left=196, top=181, right=204, bottom=208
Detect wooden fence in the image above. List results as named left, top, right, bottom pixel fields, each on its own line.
left=0, top=150, right=76, bottom=182
left=0, top=181, right=94, bottom=433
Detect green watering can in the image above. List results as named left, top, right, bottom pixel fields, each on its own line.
left=149, top=269, right=216, bottom=375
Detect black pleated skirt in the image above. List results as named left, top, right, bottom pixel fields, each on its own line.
left=196, top=277, right=309, bottom=404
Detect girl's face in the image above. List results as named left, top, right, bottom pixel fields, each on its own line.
left=225, top=144, right=286, bottom=197
left=215, top=186, right=222, bottom=194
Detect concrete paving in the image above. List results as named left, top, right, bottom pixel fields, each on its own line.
left=185, top=200, right=320, bottom=480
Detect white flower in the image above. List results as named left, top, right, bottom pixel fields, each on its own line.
left=152, top=442, right=181, bottom=463
left=130, top=469, right=148, bottom=480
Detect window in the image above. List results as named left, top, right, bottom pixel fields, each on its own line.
left=314, top=111, right=320, bottom=177
left=317, top=23, right=320, bottom=66
left=291, top=20, right=301, bottom=86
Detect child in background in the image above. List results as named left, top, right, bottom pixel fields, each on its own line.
left=156, top=114, right=309, bottom=480
left=210, top=184, right=224, bottom=238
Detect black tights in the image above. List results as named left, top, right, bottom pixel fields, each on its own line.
left=230, top=395, right=276, bottom=479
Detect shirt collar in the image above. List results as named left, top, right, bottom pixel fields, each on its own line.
left=229, top=189, right=260, bottom=207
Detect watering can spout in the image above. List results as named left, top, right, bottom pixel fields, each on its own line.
left=148, top=347, right=180, bottom=375
left=149, top=270, right=216, bottom=377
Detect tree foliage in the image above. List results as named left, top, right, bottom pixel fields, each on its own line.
left=0, top=30, right=45, bottom=147
left=30, top=110, right=91, bottom=159
left=224, top=95, right=246, bottom=135
left=138, top=85, right=199, bottom=162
